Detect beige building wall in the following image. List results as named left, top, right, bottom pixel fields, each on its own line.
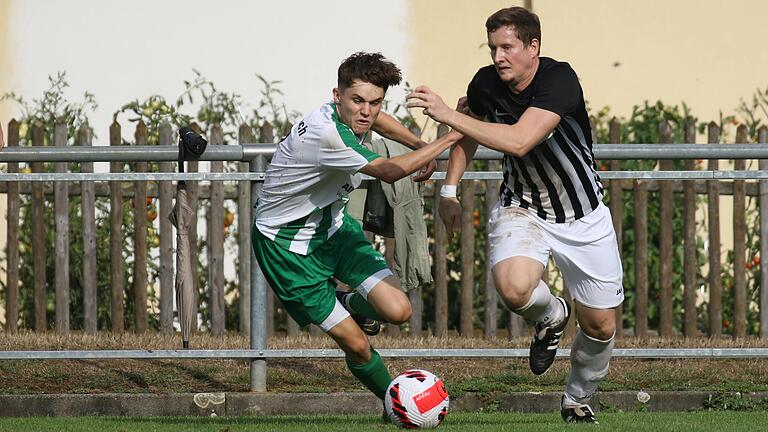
left=407, top=0, right=768, bottom=133
left=0, top=0, right=9, bottom=324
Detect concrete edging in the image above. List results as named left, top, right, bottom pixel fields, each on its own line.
left=0, top=391, right=765, bottom=417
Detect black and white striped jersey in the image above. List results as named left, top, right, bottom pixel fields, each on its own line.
left=466, top=57, right=604, bottom=223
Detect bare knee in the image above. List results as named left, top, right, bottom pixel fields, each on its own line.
left=496, top=279, right=539, bottom=310
left=492, top=257, right=545, bottom=310
left=577, top=307, right=617, bottom=341
left=386, top=296, right=412, bottom=325
left=341, top=336, right=372, bottom=364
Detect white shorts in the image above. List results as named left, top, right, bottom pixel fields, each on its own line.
left=488, top=201, right=624, bottom=309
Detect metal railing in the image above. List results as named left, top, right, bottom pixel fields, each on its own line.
left=1, top=142, right=768, bottom=392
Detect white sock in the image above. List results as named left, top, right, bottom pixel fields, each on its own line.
left=565, top=330, right=615, bottom=405
left=513, top=280, right=564, bottom=326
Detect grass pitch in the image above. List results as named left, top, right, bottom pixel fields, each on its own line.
left=0, top=411, right=766, bottom=431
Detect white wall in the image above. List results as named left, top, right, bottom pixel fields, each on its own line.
left=2, top=0, right=409, bottom=134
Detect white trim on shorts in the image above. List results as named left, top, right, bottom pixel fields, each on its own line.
left=355, top=268, right=393, bottom=299
left=488, top=201, right=624, bottom=309
left=318, top=300, right=350, bottom=332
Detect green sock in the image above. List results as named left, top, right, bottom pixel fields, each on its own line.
left=346, top=349, right=392, bottom=400
left=346, top=292, right=384, bottom=321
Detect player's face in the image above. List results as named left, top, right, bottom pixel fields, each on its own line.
left=333, top=80, right=385, bottom=135
left=488, top=26, right=539, bottom=89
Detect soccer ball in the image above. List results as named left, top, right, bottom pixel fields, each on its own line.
left=384, top=369, right=449, bottom=429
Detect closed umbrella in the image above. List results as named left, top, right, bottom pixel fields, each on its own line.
left=169, top=126, right=207, bottom=349
left=169, top=182, right=194, bottom=349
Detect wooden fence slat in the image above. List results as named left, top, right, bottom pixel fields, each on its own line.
left=238, top=124, right=253, bottom=336
left=434, top=124, right=449, bottom=337
left=608, top=118, right=624, bottom=337
left=484, top=160, right=499, bottom=339
left=705, top=122, right=722, bottom=338
left=633, top=177, right=649, bottom=338
left=209, top=124, right=226, bottom=336
left=758, top=126, right=768, bottom=338
left=109, top=121, right=125, bottom=332
left=31, top=122, right=47, bottom=331
left=5, top=120, right=20, bottom=333
left=133, top=122, right=149, bottom=333
left=682, top=121, right=697, bottom=339
left=54, top=119, right=70, bottom=334
left=733, top=125, right=748, bottom=338
left=459, top=179, right=475, bottom=336
left=79, top=124, right=97, bottom=334
left=258, top=122, right=277, bottom=337
left=658, top=121, right=674, bottom=337
left=158, top=123, right=174, bottom=333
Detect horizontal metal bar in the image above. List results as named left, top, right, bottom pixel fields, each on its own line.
left=0, top=173, right=265, bottom=182
left=1, top=171, right=767, bottom=182
left=1, top=348, right=767, bottom=360
left=0, top=143, right=766, bottom=163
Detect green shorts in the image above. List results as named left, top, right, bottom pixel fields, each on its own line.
left=252, top=215, right=391, bottom=329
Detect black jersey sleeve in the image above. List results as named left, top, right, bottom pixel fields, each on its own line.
left=466, top=72, right=488, bottom=118
left=529, top=63, right=581, bottom=118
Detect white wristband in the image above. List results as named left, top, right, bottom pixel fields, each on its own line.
left=439, top=184, right=458, bottom=198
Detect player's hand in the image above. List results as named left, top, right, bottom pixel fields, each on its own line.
left=406, top=86, right=453, bottom=124
left=438, top=196, right=462, bottom=241
left=456, top=96, right=469, bottom=115
left=412, top=159, right=437, bottom=182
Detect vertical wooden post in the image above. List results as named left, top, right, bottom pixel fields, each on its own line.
left=238, top=124, right=253, bottom=336
left=133, top=122, right=149, bottom=333
left=31, top=122, right=47, bottom=331
left=758, top=126, right=768, bottom=338
left=5, top=120, right=20, bottom=332
left=658, top=121, right=674, bottom=337
left=79, top=124, right=98, bottom=334
left=608, top=118, right=624, bottom=337
left=434, top=124, right=449, bottom=337
left=259, top=122, right=276, bottom=337
left=633, top=177, right=648, bottom=338
left=732, top=125, right=748, bottom=338
left=110, top=120, right=125, bottom=332
left=484, top=160, right=500, bottom=339
left=705, top=122, right=722, bottom=338
left=209, top=124, right=226, bottom=336
left=682, top=121, right=698, bottom=340
left=53, top=119, right=70, bottom=334
left=158, top=122, right=175, bottom=334
left=459, top=179, right=475, bottom=336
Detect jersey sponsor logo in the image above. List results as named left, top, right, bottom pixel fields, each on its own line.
left=297, top=120, right=308, bottom=136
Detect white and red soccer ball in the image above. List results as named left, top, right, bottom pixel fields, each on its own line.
left=384, top=369, right=449, bottom=429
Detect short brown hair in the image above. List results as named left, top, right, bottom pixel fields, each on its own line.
left=337, top=52, right=402, bottom=92
left=486, top=7, right=541, bottom=48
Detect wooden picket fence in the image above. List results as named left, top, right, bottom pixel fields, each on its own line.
left=2, top=118, right=768, bottom=340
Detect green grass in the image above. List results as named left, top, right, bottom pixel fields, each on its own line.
left=0, top=412, right=767, bottom=432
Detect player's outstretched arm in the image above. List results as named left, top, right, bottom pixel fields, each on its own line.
left=438, top=135, right=478, bottom=240
left=407, top=85, right=559, bottom=158
left=372, top=111, right=436, bottom=182
left=360, top=130, right=462, bottom=184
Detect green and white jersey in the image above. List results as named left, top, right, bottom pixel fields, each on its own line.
left=254, top=103, right=381, bottom=255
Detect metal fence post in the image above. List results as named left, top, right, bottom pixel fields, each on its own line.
left=250, top=154, right=267, bottom=392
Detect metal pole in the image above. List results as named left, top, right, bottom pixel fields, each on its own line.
left=759, top=127, right=768, bottom=338
left=250, top=155, right=267, bottom=392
